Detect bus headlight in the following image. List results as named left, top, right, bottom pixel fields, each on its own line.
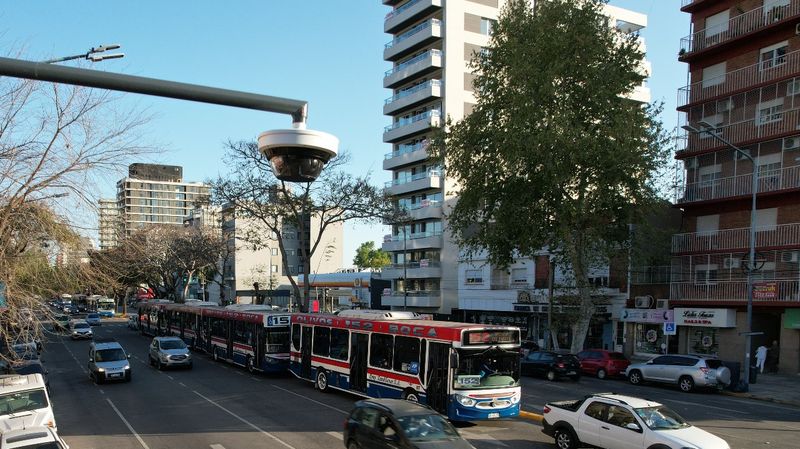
left=456, top=395, right=476, bottom=407
left=511, top=393, right=521, bottom=404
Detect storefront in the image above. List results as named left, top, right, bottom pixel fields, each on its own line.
left=674, top=308, right=737, bottom=358
left=620, top=309, right=675, bottom=357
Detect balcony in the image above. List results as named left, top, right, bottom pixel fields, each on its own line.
left=679, top=49, right=800, bottom=109
left=382, top=290, right=442, bottom=308
left=385, top=0, right=442, bottom=34
left=383, top=0, right=403, bottom=5
left=679, top=108, right=800, bottom=156
left=384, top=19, right=442, bottom=62
left=406, top=199, right=443, bottom=220
left=381, top=261, right=442, bottom=279
left=489, top=282, right=534, bottom=290
left=383, top=110, right=441, bottom=143
left=679, top=0, right=800, bottom=60
left=678, top=165, right=800, bottom=204
left=384, top=169, right=441, bottom=196
left=382, top=230, right=443, bottom=252
left=384, top=80, right=442, bottom=116
left=672, top=222, right=800, bottom=254
left=384, top=49, right=442, bottom=89
left=680, top=0, right=715, bottom=13
left=671, top=279, right=800, bottom=302
left=384, top=141, right=429, bottom=170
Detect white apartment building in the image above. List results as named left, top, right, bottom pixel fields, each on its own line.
left=98, top=198, right=121, bottom=250
left=380, top=0, right=650, bottom=315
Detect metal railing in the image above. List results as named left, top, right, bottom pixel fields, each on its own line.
left=387, top=261, right=441, bottom=269
left=681, top=0, right=694, bottom=6
left=384, top=109, right=440, bottom=133
left=680, top=108, right=800, bottom=154
left=679, top=0, right=800, bottom=56
left=385, top=79, right=441, bottom=105
left=672, top=222, right=800, bottom=253
left=385, top=141, right=429, bottom=160
left=489, top=282, right=533, bottom=290
left=678, top=49, right=800, bottom=108
left=385, top=19, right=441, bottom=50
left=679, top=165, right=800, bottom=203
left=387, top=229, right=443, bottom=241
left=385, top=49, right=442, bottom=77
left=383, top=289, right=441, bottom=296
left=385, top=0, right=423, bottom=21
left=671, top=279, right=799, bottom=302
left=384, top=169, right=441, bottom=187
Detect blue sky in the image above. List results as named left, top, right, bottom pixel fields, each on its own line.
left=0, top=0, right=688, bottom=266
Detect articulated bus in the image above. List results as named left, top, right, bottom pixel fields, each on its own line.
left=289, top=310, right=522, bottom=421
left=136, top=301, right=291, bottom=373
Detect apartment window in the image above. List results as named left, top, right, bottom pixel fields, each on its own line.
left=271, top=265, right=278, bottom=273
left=271, top=248, right=279, bottom=256
left=698, top=164, right=721, bottom=188
left=754, top=207, right=778, bottom=232
left=465, top=269, right=484, bottom=284
left=283, top=231, right=296, bottom=240
left=288, top=265, right=296, bottom=275
left=760, top=41, right=788, bottom=70
left=701, top=62, right=726, bottom=88
left=698, top=115, right=723, bottom=139
left=480, top=18, right=495, bottom=36
left=696, top=214, right=719, bottom=236
left=764, top=0, right=791, bottom=21
left=757, top=99, right=783, bottom=125
left=752, top=262, right=777, bottom=281
left=298, top=265, right=304, bottom=274
left=705, top=10, right=730, bottom=37
left=694, top=264, right=718, bottom=285
left=511, top=268, right=528, bottom=284
left=788, top=79, right=800, bottom=96
left=759, top=161, right=782, bottom=190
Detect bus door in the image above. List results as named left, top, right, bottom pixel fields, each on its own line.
left=426, top=342, right=450, bottom=414
left=226, top=320, right=234, bottom=360
left=349, top=332, right=369, bottom=393
left=255, top=327, right=266, bottom=367
left=300, top=326, right=313, bottom=379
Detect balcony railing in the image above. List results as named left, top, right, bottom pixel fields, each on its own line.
left=385, top=19, right=441, bottom=50
left=387, top=261, right=441, bottom=269
left=678, top=49, right=800, bottom=108
left=383, top=289, right=440, bottom=296
left=384, top=169, right=441, bottom=187
left=681, top=0, right=694, bottom=6
left=386, top=229, right=443, bottom=241
left=671, top=279, right=800, bottom=302
left=385, top=0, right=422, bottom=21
left=679, top=0, right=800, bottom=56
left=680, top=165, right=800, bottom=203
left=672, top=222, right=800, bottom=253
left=385, top=49, right=442, bottom=77
left=680, top=108, right=800, bottom=154
left=385, top=80, right=441, bottom=105
left=489, top=282, right=533, bottom=290
left=630, top=266, right=671, bottom=284
left=384, top=109, right=440, bottom=133
left=384, top=141, right=428, bottom=160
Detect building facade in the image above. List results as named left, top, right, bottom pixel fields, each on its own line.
left=674, top=0, right=800, bottom=373
left=380, top=0, right=650, bottom=315
left=98, top=198, right=121, bottom=250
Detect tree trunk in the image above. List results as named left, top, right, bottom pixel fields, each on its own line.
left=568, top=233, right=595, bottom=355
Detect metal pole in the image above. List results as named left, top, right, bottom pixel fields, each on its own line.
left=547, top=256, right=554, bottom=350
left=403, top=223, right=408, bottom=311
left=0, top=56, right=308, bottom=124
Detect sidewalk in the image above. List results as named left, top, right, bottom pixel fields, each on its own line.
left=722, top=372, right=800, bottom=407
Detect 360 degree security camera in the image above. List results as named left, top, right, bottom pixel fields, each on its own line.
left=258, top=126, right=339, bottom=183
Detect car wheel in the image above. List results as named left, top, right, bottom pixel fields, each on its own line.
left=679, top=376, right=695, bottom=392
left=597, top=368, right=607, bottom=380
left=403, top=390, right=420, bottom=402
left=628, top=369, right=642, bottom=385
left=316, top=369, right=329, bottom=392
left=347, top=440, right=360, bottom=449
left=554, top=428, right=577, bottom=449
left=126, top=372, right=132, bottom=382
left=94, top=373, right=104, bottom=385
left=157, top=359, right=164, bottom=371
left=546, top=370, right=557, bottom=381
left=187, top=362, right=193, bottom=370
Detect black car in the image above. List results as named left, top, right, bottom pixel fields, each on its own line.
left=343, top=399, right=474, bottom=449
left=520, top=351, right=581, bottom=381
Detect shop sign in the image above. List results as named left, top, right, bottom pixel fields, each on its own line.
left=753, top=281, right=778, bottom=300
left=675, top=308, right=736, bottom=328
left=784, top=308, right=800, bottom=329
left=620, top=308, right=673, bottom=323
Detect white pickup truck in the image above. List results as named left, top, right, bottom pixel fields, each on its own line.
left=541, top=393, right=730, bottom=449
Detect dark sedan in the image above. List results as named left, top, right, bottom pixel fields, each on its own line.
left=520, top=351, right=581, bottom=381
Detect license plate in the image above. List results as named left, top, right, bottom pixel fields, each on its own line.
left=488, top=412, right=500, bottom=419
left=567, top=371, right=576, bottom=375
left=109, top=373, right=122, bottom=378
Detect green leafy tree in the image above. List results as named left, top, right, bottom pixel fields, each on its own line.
left=353, top=241, right=391, bottom=272
left=433, top=0, right=670, bottom=353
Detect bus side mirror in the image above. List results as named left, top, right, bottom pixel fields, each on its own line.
left=449, top=351, right=459, bottom=368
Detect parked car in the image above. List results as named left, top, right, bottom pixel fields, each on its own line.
left=88, top=338, right=131, bottom=383
left=148, top=336, right=192, bottom=370
left=625, top=354, right=731, bottom=392
left=344, top=398, right=475, bottom=449
left=69, top=321, right=93, bottom=340
left=521, top=351, right=581, bottom=381
left=84, top=313, right=101, bottom=326
left=11, top=355, right=49, bottom=391
left=0, top=426, right=69, bottom=449
left=543, top=393, right=729, bottom=449
left=576, top=349, right=630, bottom=379
left=520, top=340, right=540, bottom=357
left=53, top=314, right=70, bottom=332
left=0, top=373, right=57, bottom=433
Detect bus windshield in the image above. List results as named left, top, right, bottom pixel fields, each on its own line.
left=266, top=329, right=290, bottom=353
left=454, top=348, right=520, bottom=389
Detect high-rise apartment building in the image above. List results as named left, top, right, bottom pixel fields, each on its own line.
left=380, top=0, right=650, bottom=315
left=673, top=0, right=800, bottom=373
left=98, top=199, right=121, bottom=250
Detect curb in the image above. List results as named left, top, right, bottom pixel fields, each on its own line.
left=519, top=410, right=543, bottom=422
left=720, top=390, right=800, bottom=408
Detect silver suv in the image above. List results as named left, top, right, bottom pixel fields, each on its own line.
left=148, top=337, right=192, bottom=370
left=625, top=355, right=731, bottom=392
left=88, top=339, right=131, bottom=383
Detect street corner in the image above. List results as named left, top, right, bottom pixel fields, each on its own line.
left=519, top=410, right=543, bottom=422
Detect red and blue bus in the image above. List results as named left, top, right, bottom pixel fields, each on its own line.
left=289, top=310, right=522, bottom=421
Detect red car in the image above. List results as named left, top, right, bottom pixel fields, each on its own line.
left=576, top=349, right=630, bottom=379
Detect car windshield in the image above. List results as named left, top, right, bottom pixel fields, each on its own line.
left=160, top=339, right=186, bottom=350
left=396, top=413, right=461, bottom=441
left=635, top=406, right=691, bottom=430
left=454, top=348, right=520, bottom=389
left=705, top=359, right=722, bottom=369
left=74, top=323, right=89, bottom=329
left=95, top=348, right=126, bottom=362
left=0, top=389, right=48, bottom=415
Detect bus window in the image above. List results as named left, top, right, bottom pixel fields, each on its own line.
left=211, top=318, right=226, bottom=338
left=233, top=321, right=250, bottom=345
left=313, top=327, right=331, bottom=357
left=370, top=334, right=394, bottom=370
left=329, top=328, right=349, bottom=361
left=291, top=324, right=301, bottom=351
left=394, top=336, right=420, bottom=374
left=267, top=328, right=290, bottom=353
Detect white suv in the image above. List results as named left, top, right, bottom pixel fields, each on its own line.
left=0, top=374, right=57, bottom=433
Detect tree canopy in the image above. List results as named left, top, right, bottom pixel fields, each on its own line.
left=353, top=241, right=391, bottom=272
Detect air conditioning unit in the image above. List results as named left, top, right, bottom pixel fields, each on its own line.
left=723, top=257, right=741, bottom=269
left=656, top=299, right=669, bottom=309
left=634, top=296, right=653, bottom=309
left=717, top=99, right=733, bottom=112
left=781, top=251, right=800, bottom=263
left=784, top=136, right=800, bottom=151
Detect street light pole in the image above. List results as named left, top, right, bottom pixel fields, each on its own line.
left=403, top=221, right=408, bottom=311
left=42, top=44, right=124, bottom=64
left=682, top=122, right=758, bottom=391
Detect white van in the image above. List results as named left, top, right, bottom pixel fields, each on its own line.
left=0, top=374, right=56, bottom=432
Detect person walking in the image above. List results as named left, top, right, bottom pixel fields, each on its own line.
left=766, top=340, right=780, bottom=373
left=755, top=344, right=768, bottom=373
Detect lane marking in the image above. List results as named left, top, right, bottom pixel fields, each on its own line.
left=193, top=391, right=296, bottom=449
left=107, top=398, right=151, bottom=449
left=99, top=389, right=105, bottom=395
left=179, top=382, right=187, bottom=387
left=271, top=385, right=348, bottom=415
left=210, top=445, right=226, bottom=449
left=662, top=398, right=747, bottom=415
left=167, top=375, right=174, bottom=380
left=326, top=432, right=343, bottom=441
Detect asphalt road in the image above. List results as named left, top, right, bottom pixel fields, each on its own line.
left=39, top=322, right=800, bottom=449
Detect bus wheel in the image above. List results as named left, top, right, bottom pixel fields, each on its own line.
left=213, top=349, right=219, bottom=362
left=247, top=356, right=256, bottom=374
left=316, top=369, right=329, bottom=392
left=403, top=390, right=420, bottom=403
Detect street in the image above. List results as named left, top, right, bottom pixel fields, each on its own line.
left=41, top=322, right=799, bottom=449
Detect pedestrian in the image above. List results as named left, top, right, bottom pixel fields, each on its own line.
left=766, top=340, right=780, bottom=373
left=755, top=344, right=768, bottom=373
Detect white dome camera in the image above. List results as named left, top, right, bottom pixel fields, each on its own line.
left=258, top=126, right=339, bottom=183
